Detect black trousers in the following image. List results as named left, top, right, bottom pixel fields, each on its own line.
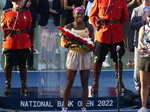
left=3, top=48, right=30, bottom=69
left=93, top=40, right=125, bottom=63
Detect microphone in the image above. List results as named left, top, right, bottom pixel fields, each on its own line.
left=116, top=45, right=121, bottom=52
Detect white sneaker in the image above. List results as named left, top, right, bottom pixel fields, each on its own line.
left=55, top=49, right=61, bottom=54
left=48, top=63, right=57, bottom=69
left=81, top=107, right=87, bottom=112
left=102, top=61, right=110, bottom=67
left=138, top=107, right=148, bottom=112
left=41, top=63, right=46, bottom=70
left=61, top=107, right=69, bottom=112
left=33, top=47, right=39, bottom=54
left=0, top=64, right=3, bottom=71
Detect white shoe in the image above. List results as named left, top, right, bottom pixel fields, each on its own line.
left=0, top=64, right=3, bottom=71
left=61, top=107, right=69, bottom=112
left=138, top=107, right=148, bottom=112
left=33, top=47, right=39, bottom=54
left=41, top=63, right=46, bottom=70
left=81, top=107, right=87, bottom=112
left=102, top=61, right=110, bottom=67
left=48, top=63, right=57, bottom=69
left=55, top=49, right=61, bottom=54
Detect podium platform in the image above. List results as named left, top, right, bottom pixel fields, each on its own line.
left=0, top=70, right=148, bottom=111
left=0, top=86, right=133, bottom=111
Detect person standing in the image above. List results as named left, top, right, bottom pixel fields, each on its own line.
left=37, top=0, right=62, bottom=70
left=64, top=0, right=85, bottom=25
left=1, top=0, right=32, bottom=94
left=24, top=0, right=37, bottom=70
left=89, top=0, right=130, bottom=93
left=61, top=7, right=94, bottom=112
left=60, top=0, right=66, bottom=27
left=130, top=0, right=150, bottom=97
left=123, top=0, right=138, bottom=68
left=0, top=0, right=7, bottom=71
left=3, top=0, right=18, bottom=71
left=137, top=9, right=150, bottom=112
left=85, top=0, right=111, bottom=68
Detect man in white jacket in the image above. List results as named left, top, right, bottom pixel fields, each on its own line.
left=0, top=0, right=6, bottom=71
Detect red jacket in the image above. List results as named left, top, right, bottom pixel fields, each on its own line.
left=1, top=8, right=32, bottom=49
left=89, top=0, right=128, bottom=44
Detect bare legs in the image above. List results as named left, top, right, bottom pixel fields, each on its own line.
left=126, top=49, right=132, bottom=62
left=63, top=68, right=90, bottom=108
left=140, top=70, right=150, bottom=108
left=80, top=70, right=90, bottom=107
left=126, top=49, right=134, bottom=67
left=63, top=69, right=77, bottom=107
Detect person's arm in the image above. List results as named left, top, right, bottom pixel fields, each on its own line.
left=87, top=23, right=94, bottom=41
left=89, top=0, right=99, bottom=28
left=138, top=26, right=145, bottom=52
left=120, top=0, right=128, bottom=25
left=36, top=0, right=50, bottom=14
left=81, top=0, right=86, bottom=9
left=1, top=11, right=7, bottom=34
left=25, top=0, right=37, bottom=12
left=130, top=7, right=146, bottom=30
left=127, top=0, right=136, bottom=8
left=27, top=11, right=32, bottom=32
left=136, top=0, right=142, bottom=6
left=53, top=0, right=63, bottom=15
left=61, top=24, right=72, bottom=48
left=64, top=0, right=75, bottom=10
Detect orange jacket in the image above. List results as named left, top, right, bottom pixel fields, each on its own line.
left=1, top=8, right=32, bottom=49
left=89, top=0, right=128, bottom=44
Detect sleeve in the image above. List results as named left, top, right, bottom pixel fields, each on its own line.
left=25, top=0, right=37, bottom=12
left=54, top=0, right=63, bottom=15
left=27, top=11, right=32, bottom=32
left=1, top=11, right=7, bottom=34
left=36, top=0, right=50, bottom=15
left=89, top=0, right=98, bottom=28
left=130, top=8, right=144, bottom=30
left=120, top=0, right=128, bottom=25
left=29, top=0, right=37, bottom=12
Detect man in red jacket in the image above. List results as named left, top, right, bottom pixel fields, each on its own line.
left=89, top=0, right=130, bottom=93
left=1, top=0, right=32, bottom=94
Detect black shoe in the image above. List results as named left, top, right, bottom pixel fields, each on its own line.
left=4, top=85, right=11, bottom=94
left=115, top=87, right=133, bottom=93
left=134, top=90, right=140, bottom=97
left=12, top=66, right=18, bottom=71
left=28, top=66, right=36, bottom=71
left=21, top=84, right=30, bottom=93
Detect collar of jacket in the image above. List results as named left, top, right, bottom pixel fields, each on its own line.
left=12, top=8, right=22, bottom=12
